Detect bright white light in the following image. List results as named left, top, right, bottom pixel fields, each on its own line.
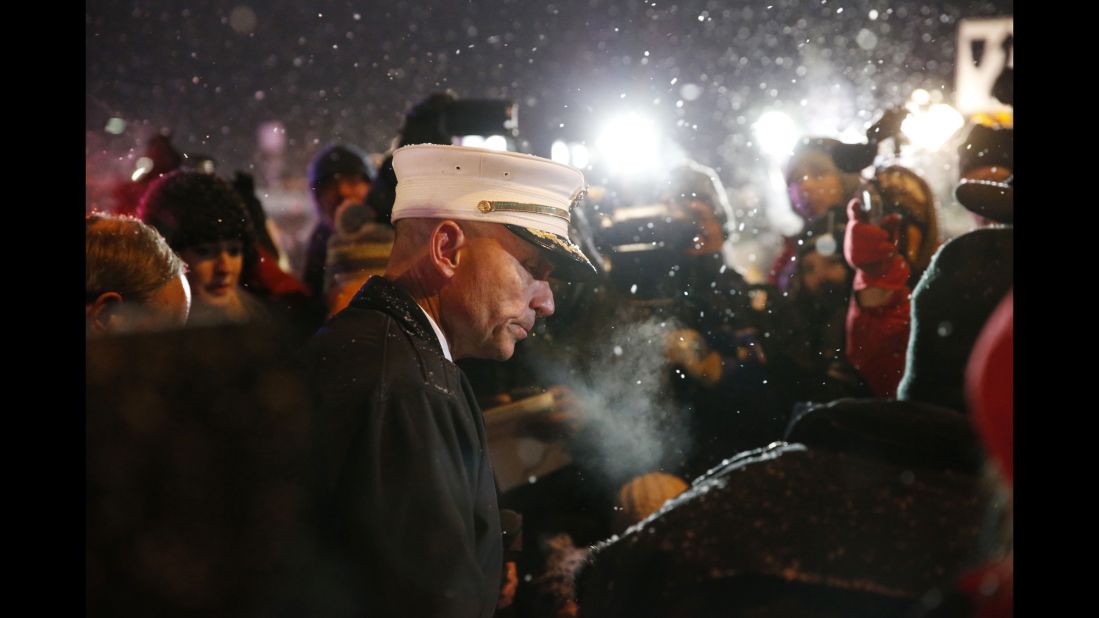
left=838, top=126, right=865, bottom=144
left=570, top=143, right=590, bottom=168
left=459, top=135, right=485, bottom=148
left=104, top=117, right=125, bottom=135
left=595, top=112, right=661, bottom=176
left=551, top=141, right=591, bottom=168
left=459, top=135, right=507, bottom=151
left=131, top=156, right=153, bottom=182
left=483, top=135, right=508, bottom=151
left=680, top=83, right=703, bottom=101
left=551, top=140, right=571, bottom=164
left=901, top=103, right=964, bottom=152
left=911, top=89, right=931, bottom=106
left=753, top=111, right=799, bottom=158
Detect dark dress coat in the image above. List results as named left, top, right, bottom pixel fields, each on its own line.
left=298, top=275, right=502, bottom=618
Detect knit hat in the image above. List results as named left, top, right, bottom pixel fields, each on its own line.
left=324, top=202, right=394, bottom=295
left=308, top=144, right=376, bottom=193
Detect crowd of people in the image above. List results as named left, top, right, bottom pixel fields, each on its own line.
left=87, top=90, right=1013, bottom=617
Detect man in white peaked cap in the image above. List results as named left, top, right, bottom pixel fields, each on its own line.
left=297, top=144, right=594, bottom=617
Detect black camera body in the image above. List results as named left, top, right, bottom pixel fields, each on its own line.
left=441, top=99, right=518, bottom=137
left=595, top=203, right=701, bottom=301
left=597, top=203, right=699, bottom=251
left=830, top=106, right=909, bottom=174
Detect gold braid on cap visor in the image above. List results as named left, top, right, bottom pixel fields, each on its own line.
left=523, top=227, right=591, bottom=263
left=477, top=200, right=571, bottom=222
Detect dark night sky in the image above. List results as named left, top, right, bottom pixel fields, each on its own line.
left=86, top=0, right=1011, bottom=247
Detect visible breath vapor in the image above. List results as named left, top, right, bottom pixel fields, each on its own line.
left=534, top=313, right=693, bottom=484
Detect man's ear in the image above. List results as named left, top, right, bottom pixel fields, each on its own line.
left=86, top=292, right=124, bottom=334
left=429, top=220, right=468, bottom=279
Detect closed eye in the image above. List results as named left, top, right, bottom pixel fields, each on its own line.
left=523, top=260, right=554, bottom=281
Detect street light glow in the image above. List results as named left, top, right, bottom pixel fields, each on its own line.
left=458, top=135, right=508, bottom=151
left=902, top=103, right=964, bottom=152
left=595, top=112, right=661, bottom=176
left=753, top=111, right=799, bottom=158
left=570, top=143, right=590, bottom=169
left=483, top=135, right=508, bottom=151
left=551, top=140, right=570, bottom=164
left=459, top=135, right=485, bottom=148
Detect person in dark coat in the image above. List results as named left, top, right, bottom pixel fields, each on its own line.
left=766, top=217, right=872, bottom=406
left=302, top=144, right=376, bottom=299
left=295, top=144, right=596, bottom=618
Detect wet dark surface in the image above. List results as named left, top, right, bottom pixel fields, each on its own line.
left=784, top=397, right=985, bottom=473
left=577, top=442, right=992, bottom=617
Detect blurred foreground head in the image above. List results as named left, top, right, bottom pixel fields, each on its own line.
left=86, top=213, right=191, bottom=336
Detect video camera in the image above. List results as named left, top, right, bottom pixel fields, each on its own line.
left=821, top=107, right=920, bottom=225
left=829, top=106, right=910, bottom=175
left=440, top=99, right=518, bottom=138
left=398, top=94, right=518, bottom=147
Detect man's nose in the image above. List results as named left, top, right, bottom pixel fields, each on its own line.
left=531, top=280, right=555, bottom=318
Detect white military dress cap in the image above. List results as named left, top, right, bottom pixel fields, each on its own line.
left=391, top=144, right=596, bottom=280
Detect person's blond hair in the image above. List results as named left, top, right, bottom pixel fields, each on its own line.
left=86, top=212, right=185, bottom=304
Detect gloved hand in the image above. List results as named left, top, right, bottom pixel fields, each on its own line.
left=844, top=197, right=910, bottom=292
